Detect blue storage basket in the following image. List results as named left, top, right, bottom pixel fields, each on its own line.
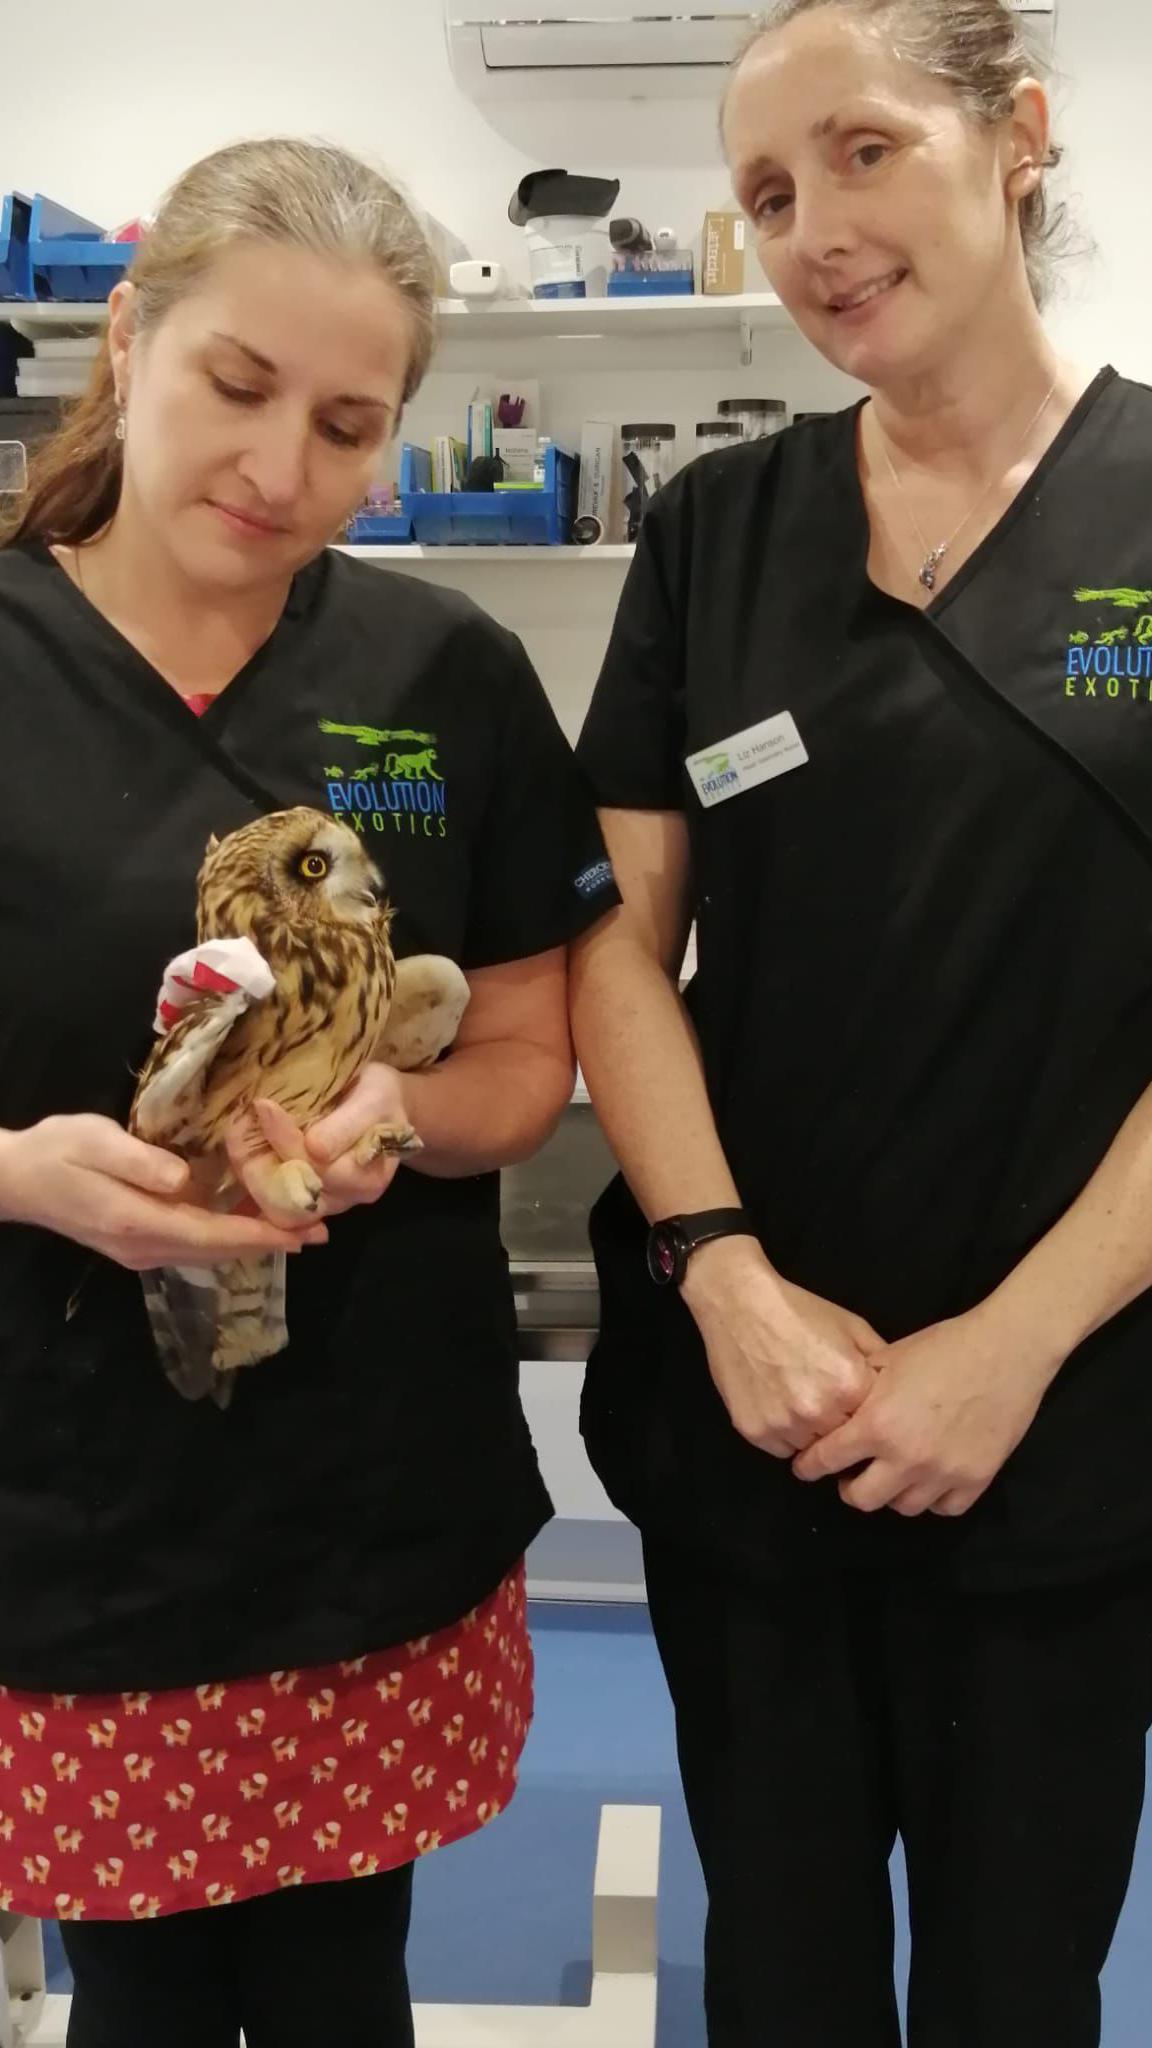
left=0, top=194, right=33, bottom=300
left=607, top=268, right=695, bottom=297
left=344, top=512, right=415, bottom=545
left=398, top=441, right=576, bottom=545
left=28, top=195, right=139, bottom=302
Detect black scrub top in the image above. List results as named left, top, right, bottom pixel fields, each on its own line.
left=577, top=365, right=1152, bottom=1593
left=0, top=542, right=618, bottom=1690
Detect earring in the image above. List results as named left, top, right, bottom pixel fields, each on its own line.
left=115, top=413, right=126, bottom=443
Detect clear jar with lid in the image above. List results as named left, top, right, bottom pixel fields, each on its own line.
left=695, top=420, right=745, bottom=460
left=716, top=397, right=787, bottom=440
left=0, top=442, right=27, bottom=496
left=620, top=423, right=676, bottom=540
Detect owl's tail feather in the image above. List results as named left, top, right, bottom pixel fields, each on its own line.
left=142, top=1253, right=289, bottom=1408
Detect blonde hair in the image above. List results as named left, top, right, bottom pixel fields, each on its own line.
left=1, top=137, right=438, bottom=548
left=723, top=0, right=1073, bottom=307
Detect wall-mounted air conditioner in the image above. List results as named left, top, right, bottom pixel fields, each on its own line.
left=448, top=6, right=763, bottom=101
left=446, top=3, right=1055, bottom=104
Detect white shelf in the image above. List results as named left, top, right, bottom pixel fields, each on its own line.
left=334, top=542, right=634, bottom=563
left=1, top=291, right=786, bottom=347
left=434, top=290, right=785, bottom=342
left=1, top=302, right=109, bottom=337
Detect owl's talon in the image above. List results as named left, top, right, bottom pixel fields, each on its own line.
left=246, top=1156, right=325, bottom=1222
left=354, top=1121, right=423, bottom=1167
left=276, top=1159, right=325, bottom=1213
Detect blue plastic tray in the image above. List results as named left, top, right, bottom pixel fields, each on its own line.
left=0, top=194, right=33, bottom=300
left=397, top=441, right=576, bottom=545
left=606, top=271, right=695, bottom=297
left=345, top=512, right=414, bottom=545
left=28, top=195, right=139, bottom=302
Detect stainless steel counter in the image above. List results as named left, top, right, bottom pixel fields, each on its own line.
left=501, top=1098, right=612, bottom=1361
left=503, top=1104, right=645, bottom=1599
left=511, top=1261, right=599, bottom=1361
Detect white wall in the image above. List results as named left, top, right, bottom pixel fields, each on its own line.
left=1039, top=0, right=1151, bottom=374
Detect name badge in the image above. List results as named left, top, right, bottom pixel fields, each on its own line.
left=686, top=712, right=809, bottom=809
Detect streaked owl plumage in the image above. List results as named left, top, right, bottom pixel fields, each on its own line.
left=130, top=807, right=468, bottom=1406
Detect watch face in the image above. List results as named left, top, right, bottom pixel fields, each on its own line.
left=646, top=1223, right=680, bottom=1286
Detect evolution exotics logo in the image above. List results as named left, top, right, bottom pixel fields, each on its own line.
left=319, top=721, right=448, bottom=839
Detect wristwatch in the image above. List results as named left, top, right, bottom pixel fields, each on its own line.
left=646, top=1208, right=755, bottom=1288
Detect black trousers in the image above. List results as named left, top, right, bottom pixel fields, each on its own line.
left=643, top=1538, right=1152, bottom=2048
left=60, top=1864, right=414, bottom=2048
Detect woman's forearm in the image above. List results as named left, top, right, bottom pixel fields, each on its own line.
left=400, top=1041, right=575, bottom=1178
left=569, top=920, right=742, bottom=1223
left=979, top=1075, right=1152, bottom=1370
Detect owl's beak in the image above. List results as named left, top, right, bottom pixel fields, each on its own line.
left=360, top=870, right=388, bottom=908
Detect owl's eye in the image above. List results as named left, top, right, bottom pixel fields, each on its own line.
left=298, top=852, right=330, bottom=882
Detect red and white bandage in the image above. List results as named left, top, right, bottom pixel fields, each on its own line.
left=153, top=938, right=276, bottom=1035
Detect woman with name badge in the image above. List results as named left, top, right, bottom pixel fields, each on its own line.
left=571, top=3, right=1152, bottom=2044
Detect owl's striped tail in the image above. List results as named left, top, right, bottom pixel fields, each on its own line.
left=142, top=1254, right=289, bottom=1408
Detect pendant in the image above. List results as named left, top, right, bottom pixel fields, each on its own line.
left=919, top=544, right=947, bottom=592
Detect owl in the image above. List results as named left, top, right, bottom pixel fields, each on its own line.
left=130, top=807, right=468, bottom=1406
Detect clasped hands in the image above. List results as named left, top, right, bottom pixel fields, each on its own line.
left=679, top=1238, right=1063, bottom=1519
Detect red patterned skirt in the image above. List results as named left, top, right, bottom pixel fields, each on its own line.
left=0, top=1563, right=531, bottom=1921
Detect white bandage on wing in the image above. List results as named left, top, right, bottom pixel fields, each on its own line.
left=153, top=937, right=276, bottom=1035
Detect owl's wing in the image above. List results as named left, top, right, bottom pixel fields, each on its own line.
left=143, top=1254, right=288, bottom=1406
left=376, top=956, right=471, bottom=1072
left=130, top=938, right=276, bottom=1148
left=134, top=1015, right=291, bottom=1403
left=130, top=938, right=288, bottom=1402
left=132, top=990, right=251, bottom=1148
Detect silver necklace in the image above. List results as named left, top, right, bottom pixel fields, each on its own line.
left=878, top=378, right=1059, bottom=593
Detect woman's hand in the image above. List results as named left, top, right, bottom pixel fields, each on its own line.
left=792, top=1307, right=1061, bottom=1516
left=0, top=1114, right=328, bottom=1271
left=227, top=1068, right=413, bottom=1222
left=680, top=1237, right=883, bottom=1456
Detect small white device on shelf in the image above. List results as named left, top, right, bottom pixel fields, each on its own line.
left=449, top=259, right=518, bottom=299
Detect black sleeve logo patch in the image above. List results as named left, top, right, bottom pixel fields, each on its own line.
left=574, top=858, right=615, bottom=899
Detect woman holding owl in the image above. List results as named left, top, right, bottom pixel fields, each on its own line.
left=0, top=140, right=616, bottom=2044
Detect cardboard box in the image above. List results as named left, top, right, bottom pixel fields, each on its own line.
left=577, top=419, right=618, bottom=541
left=493, top=427, right=538, bottom=483
left=702, top=211, right=746, bottom=296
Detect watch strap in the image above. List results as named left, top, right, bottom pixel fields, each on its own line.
left=647, top=1207, right=755, bottom=1286
left=669, top=1207, right=752, bottom=1248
